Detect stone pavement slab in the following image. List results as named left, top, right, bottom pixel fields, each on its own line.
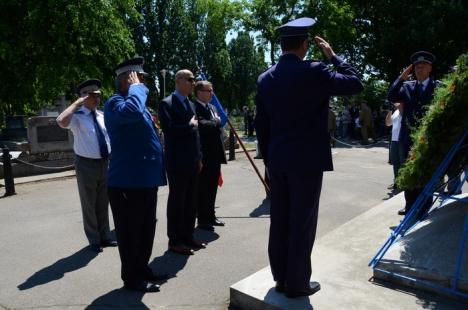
left=0, top=146, right=422, bottom=309
left=230, top=193, right=468, bottom=309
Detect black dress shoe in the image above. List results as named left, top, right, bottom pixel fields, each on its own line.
left=89, top=244, right=103, bottom=253
left=210, top=218, right=225, bottom=226
left=285, top=281, right=321, bottom=298
left=185, top=239, right=207, bottom=250
left=198, top=224, right=215, bottom=231
left=275, top=281, right=285, bottom=293
left=124, top=281, right=160, bottom=293
left=168, top=244, right=195, bottom=255
left=146, top=272, right=169, bottom=282
left=398, top=208, right=407, bottom=215
left=101, top=239, right=118, bottom=247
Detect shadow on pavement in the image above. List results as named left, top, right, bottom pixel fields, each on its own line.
left=250, top=198, right=270, bottom=217
left=263, top=287, right=313, bottom=310
left=17, top=246, right=98, bottom=290
left=194, top=229, right=220, bottom=244
left=148, top=250, right=190, bottom=284
left=85, top=288, right=148, bottom=310
left=369, top=278, right=467, bottom=309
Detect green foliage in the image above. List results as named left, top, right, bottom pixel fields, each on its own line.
left=228, top=32, right=267, bottom=109
left=0, top=1, right=138, bottom=116
left=245, top=0, right=304, bottom=64
left=397, top=53, right=468, bottom=190
left=348, top=0, right=468, bottom=80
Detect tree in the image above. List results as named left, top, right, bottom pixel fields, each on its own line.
left=245, top=0, right=304, bottom=64
left=0, top=1, right=138, bottom=117
left=228, top=32, right=267, bottom=109
left=348, top=0, right=468, bottom=80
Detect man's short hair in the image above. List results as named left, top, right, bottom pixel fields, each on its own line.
left=194, top=80, right=212, bottom=95
left=280, top=35, right=308, bottom=51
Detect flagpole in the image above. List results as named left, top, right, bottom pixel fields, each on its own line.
left=226, top=119, right=270, bottom=194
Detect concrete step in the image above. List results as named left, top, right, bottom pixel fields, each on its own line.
left=230, top=193, right=467, bottom=309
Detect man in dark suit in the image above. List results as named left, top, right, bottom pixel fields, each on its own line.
left=193, top=80, right=227, bottom=231
left=255, top=17, right=363, bottom=298
left=159, top=69, right=206, bottom=255
left=387, top=51, right=440, bottom=216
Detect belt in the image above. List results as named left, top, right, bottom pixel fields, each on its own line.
left=76, top=155, right=107, bottom=162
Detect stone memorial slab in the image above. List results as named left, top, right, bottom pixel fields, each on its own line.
left=27, top=116, right=73, bottom=154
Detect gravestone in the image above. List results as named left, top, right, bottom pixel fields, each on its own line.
left=38, top=96, right=70, bottom=116
left=1, top=115, right=27, bottom=141
left=27, top=116, right=73, bottom=154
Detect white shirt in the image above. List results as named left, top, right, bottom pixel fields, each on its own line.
left=196, top=99, right=218, bottom=119
left=67, top=106, right=111, bottom=159
left=391, top=110, right=402, bottom=142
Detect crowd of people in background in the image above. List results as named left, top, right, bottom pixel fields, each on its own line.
left=327, top=102, right=391, bottom=146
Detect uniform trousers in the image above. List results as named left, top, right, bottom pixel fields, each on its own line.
left=75, top=155, right=110, bottom=245
left=166, top=166, right=198, bottom=246
left=197, top=163, right=221, bottom=224
left=108, top=187, right=158, bottom=286
left=390, top=141, right=405, bottom=182
left=268, top=169, right=323, bottom=291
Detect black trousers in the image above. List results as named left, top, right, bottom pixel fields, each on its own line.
left=404, top=188, right=433, bottom=217
left=197, top=163, right=221, bottom=224
left=268, top=169, right=323, bottom=291
left=108, top=187, right=158, bottom=286
left=166, top=167, right=198, bottom=246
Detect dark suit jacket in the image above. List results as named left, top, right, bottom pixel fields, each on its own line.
left=255, top=54, right=363, bottom=173
left=158, top=94, right=202, bottom=171
left=194, top=100, right=227, bottom=166
left=387, top=77, right=440, bottom=153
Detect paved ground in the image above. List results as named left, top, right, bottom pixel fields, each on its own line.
left=0, top=142, right=437, bottom=309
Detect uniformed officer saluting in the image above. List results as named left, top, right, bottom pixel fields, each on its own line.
left=255, top=17, right=363, bottom=298
left=387, top=51, right=440, bottom=216
left=104, top=57, right=167, bottom=293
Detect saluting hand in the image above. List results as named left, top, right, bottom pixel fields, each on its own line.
left=127, top=71, right=140, bottom=85
left=314, top=36, right=335, bottom=60
left=399, top=64, right=413, bottom=81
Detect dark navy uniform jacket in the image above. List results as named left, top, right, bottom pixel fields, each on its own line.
left=387, top=77, right=440, bottom=151
left=158, top=94, right=202, bottom=171
left=255, top=54, right=363, bottom=173
left=104, top=84, right=167, bottom=188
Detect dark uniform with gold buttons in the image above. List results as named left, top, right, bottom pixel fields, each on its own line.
left=387, top=51, right=440, bottom=215
left=255, top=17, right=363, bottom=297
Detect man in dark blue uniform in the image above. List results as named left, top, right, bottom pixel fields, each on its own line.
left=255, top=17, right=363, bottom=298
left=105, top=56, right=167, bottom=292
left=387, top=51, right=440, bottom=216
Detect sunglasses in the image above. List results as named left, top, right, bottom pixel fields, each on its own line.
left=185, top=77, right=196, bottom=82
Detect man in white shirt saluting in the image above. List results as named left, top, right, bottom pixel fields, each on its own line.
left=57, top=79, right=116, bottom=253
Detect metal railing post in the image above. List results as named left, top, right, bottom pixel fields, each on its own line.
left=2, top=147, right=16, bottom=196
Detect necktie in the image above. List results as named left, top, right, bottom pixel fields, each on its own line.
left=184, top=98, right=191, bottom=112
left=91, top=111, right=109, bottom=159
left=415, top=82, right=422, bottom=101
